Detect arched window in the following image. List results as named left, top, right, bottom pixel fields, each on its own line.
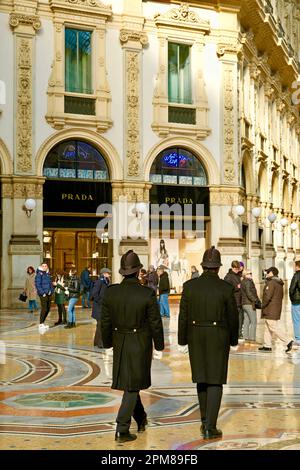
left=150, top=147, right=207, bottom=186
left=43, top=140, right=109, bottom=181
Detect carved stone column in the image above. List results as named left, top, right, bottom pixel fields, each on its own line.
left=120, top=28, right=148, bottom=179
left=9, top=7, right=41, bottom=175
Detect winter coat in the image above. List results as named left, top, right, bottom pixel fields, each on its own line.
left=54, top=277, right=67, bottom=305
left=158, top=271, right=170, bottom=295
left=67, top=275, right=81, bottom=299
left=261, top=277, right=284, bottom=320
left=178, top=271, right=239, bottom=384
left=241, top=278, right=260, bottom=308
left=101, top=277, right=164, bottom=391
left=80, top=269, right=92, bottom=291
left=25, top=273, right=37, bottom=300
left=91, top=276, right=109, bottom=321
left=289, top=270, right=300, bottom=305
left=224, top=269, right=242, bottom=307
left=145, top=271, right=158, bottom=292
left=35, top=268, right=54, bottom=296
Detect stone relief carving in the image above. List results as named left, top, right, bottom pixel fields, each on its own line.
left=223, top=70, right=236, bottom=183
left=16, top=38, right=32, bottom=173
left=9, top=13, right=41, bottom=31
left=154, top=2, right=209, bottom=27
left=119, top=29, right=148, bottom=47
left=126, top=51, right=140, bottom=177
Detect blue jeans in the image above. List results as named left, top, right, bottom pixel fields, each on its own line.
left=159, top=293, right=170, bottom=318
left=28, top=299, right=38, bottom=311
left=291, top=304, right=300, bottom=342
left=68, top=297, right=78, bottom=323
left=81, top=288, right=91, bottom=308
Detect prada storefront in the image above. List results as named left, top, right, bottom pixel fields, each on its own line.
left=43, top=140, right=112, bottom=276
left=149, top=147, right=210, bottom=294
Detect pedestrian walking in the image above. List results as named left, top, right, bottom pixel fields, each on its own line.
left=259, top=267, right=294, bottom=353
left=157, top=265, right=170, bottom=318
left=80, top=266, right=92, bottom=308
left=241, top=270, right=261, bottom=343
left=289, top=260, right=300, bottom=346
left=53, top=270, right=67, bottom=325
left=224, top=260, right=244, bottom=340
left=101, top=250, right=164, bottom=443
left=25, top=266, right=38, bottom=313
left=65, top=269, right=81, bottom=328
left=91, top=267, right=111, bottom=348
left=178, top=246, right=239, bottom=440
left=35, top=262, right=54, bottom=333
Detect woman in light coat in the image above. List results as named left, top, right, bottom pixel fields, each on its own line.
left=25, top=266, right=38, bottom=313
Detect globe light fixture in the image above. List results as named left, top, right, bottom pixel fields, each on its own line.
left=280, top=217, right=288, bottom=227
left=132, top=202, right=147, bottom=219
left=291, top=222, right=298, bottom=231
left=23, top=198, right=36, bottom=217
left=267, top=213, right=277, bottom=223
left=252, top=207, right=262, bottom=218
left=234, top=205, right=245, bottom=216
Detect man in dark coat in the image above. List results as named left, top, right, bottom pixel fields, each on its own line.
left=259, top=267, right=293, bottom=352
left=91, top=267, right=111, bottom=348
left=35, top=262, right=54, bottom=332
left=101, top=250, right=164, bottom=443
left=289, top=260, right=300, bottom=346
left=178, top=246, right=239, bottom=440
left=157, top=266, right=170, bottom=318
left=80, top=266, right=92, bottom=308
left=224, top=260, right=244, bottom=339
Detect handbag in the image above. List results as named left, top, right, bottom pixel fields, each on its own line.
left=19, top=292, right=27, bottom=302
left=255, top=299, right=262, bottom=309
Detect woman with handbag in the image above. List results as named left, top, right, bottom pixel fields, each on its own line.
left=25, top=266, right=38, bottom=313
left=53, top=270, right=67, bottom=325
left=241, top=270, right=261, bottom=343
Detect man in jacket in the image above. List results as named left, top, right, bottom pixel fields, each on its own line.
left=241, top=270, right=261, bottom=343
left=65, top=269, right=81, bottom=329
left=157, top=266, right=170, bottom=318
left=145, top=265, right=158, bottom=293
left=80, top=266, right=92, bottom=308
left=178, top=246, right=239, bottom=440
left=101, top=250, right=164, bottom=443
left=289, top=260, right=300, bottom=346
left=35, top=262, right=54, bottom=332
left=91, top=267, right=111, bottom=348
left=224, top=260, right=243, bottom=340
left=259, top=267, right=293, bottom=352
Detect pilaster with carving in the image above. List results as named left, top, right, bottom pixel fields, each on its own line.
left=9, top=8, right=41, bottom=174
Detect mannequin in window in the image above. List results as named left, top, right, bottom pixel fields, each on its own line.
left=171, top=255, right=181, bottom=294
left=156, top=239, right=169, bottom=269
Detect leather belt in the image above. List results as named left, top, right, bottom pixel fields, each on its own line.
left=113, top=327, right=145, bottom=334
left=190, top=321, right=227, bottom=327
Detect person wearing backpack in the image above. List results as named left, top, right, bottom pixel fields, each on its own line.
left=289, top=260, right=300, bottom=346
left=91, top=267, right=111, bottom=348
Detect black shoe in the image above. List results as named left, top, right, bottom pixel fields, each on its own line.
left=136, top=415, right=148, bottom=432
left=64, top=323, right=72, bottom=329
left=54, top=321, right=62, bottom=326
left=71, top=322, right=76, bottom=328
left=286, top=341, right=293, bottom=353
left=203, top=428, right=222, bottom=440
left=258, top=346, right=272, bottom=351
left=200, top=423, right=206, bottom=435
left=115, top=432, right=137, bottom=443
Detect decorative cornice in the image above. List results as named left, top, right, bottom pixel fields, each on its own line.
left=49, top=0, right=112, bottom=18
left=119, top=29, right=148, bottom=47
left=154, top=3, right=210, bottom=33
left=9, top=13, right=41, bottom=31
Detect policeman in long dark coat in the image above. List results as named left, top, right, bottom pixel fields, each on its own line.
left=178, top=246, right=239, bottom=440
left=101, top=250, right=164, bottom=443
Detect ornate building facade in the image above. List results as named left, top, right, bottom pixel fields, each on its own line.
left=0, top=0, right=299, bottom=307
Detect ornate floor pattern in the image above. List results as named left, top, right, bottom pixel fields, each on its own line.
left=0, top=303, right=300, bottom=450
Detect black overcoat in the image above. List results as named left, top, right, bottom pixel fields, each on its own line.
left=178, top=271, right=239, bottom=384
left=101, top=277, right=164, bottom=391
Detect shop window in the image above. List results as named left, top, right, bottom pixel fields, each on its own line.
left=168, top=43, right=192, bottom=105
left=65, top=29, right=92, bottom=94
left=43, top=140, right=109, bottom=181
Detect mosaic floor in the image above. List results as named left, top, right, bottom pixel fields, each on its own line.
left=0, top=302, right=300, bottom=450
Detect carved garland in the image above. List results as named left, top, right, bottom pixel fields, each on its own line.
left=223, top=70, right=235, bottom=183
left=16, top=38, right=33, bottom=173
left=154, top=3, right=209, bottom=27
left=126, top=51, right=140, bottom=178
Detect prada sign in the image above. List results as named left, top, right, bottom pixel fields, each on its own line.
left=150, top=185, right=209, bottom=216
left=43, top=180, right=112, bottom=214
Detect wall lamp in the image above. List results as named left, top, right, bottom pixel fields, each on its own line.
left=132, top=202, right=147, bottom=220
left=22, top=198, right=36, bottom=217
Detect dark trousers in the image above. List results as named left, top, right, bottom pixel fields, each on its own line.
left=57, top=304, right=66, bottom=323
left=238, top=306, right=244, bottom=337
left=116, top=391, right=146, bottom=434
left=197, top=383, right=223, bottom=430
left=39, top=295, right=52, bottom=324
left=94, top=319, right=103, bottom=347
